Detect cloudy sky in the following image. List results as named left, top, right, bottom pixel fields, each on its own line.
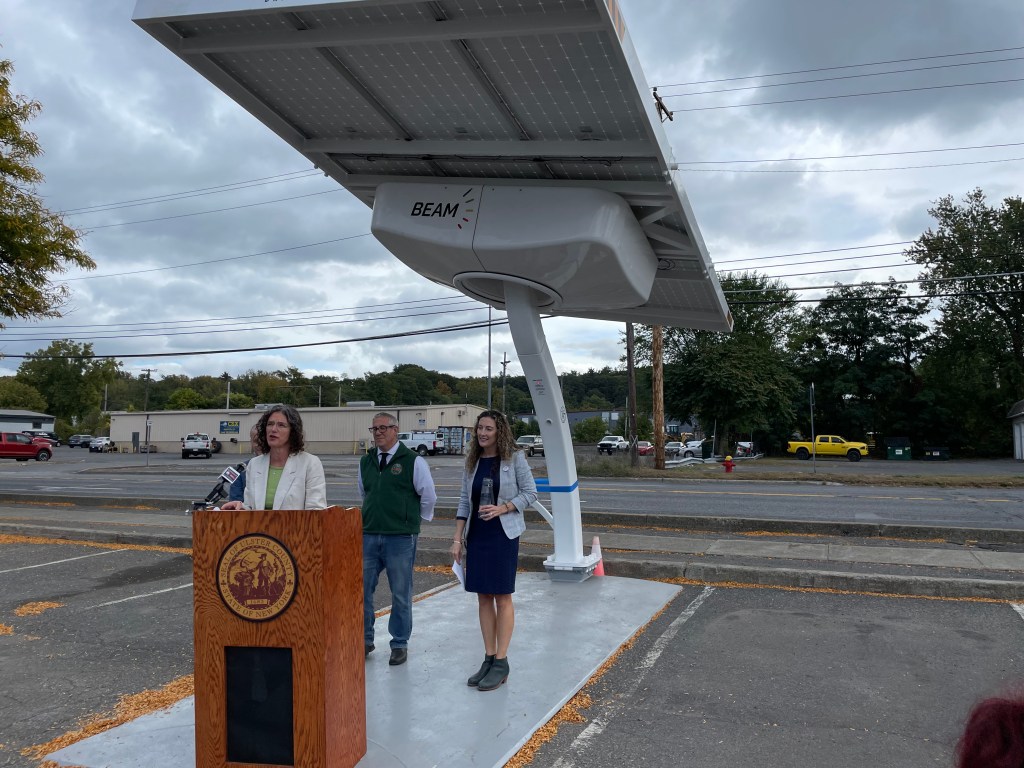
left=1, top=0, right=1021, bottom=385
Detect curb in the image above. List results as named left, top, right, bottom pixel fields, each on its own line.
left=3, top=493, right=1023, bottom=545
left=411, top=543, right=1024, bottom=601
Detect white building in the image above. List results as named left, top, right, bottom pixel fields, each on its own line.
left=1010, top=399, right=1024, bottom=461
left=0, top=409, right=56, bottom=433
left=109, top=404, right=483, bottom=455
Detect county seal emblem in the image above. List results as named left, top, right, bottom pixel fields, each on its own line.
left=217, top=534, right=297, bottom=621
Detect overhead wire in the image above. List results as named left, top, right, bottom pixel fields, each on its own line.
left=2, top=304, right=489, bottom=343
left=59, top=169, right=322, bottom=215
left=659, top=54, right=1024, bottom=98
left=84, top=188, right=345, bottom=229
left=651, top=45, right=1024, bottom=88
left=663, top=76, right=1024, bottom=111
left=0, top=316, right=515, bottom=360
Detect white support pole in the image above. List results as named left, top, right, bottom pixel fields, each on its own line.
left=504, top=283, right=599, bottom=581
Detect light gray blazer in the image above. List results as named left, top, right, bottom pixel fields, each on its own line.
left=456, top=450, right=537, bottom=541
left=242, top=451, right=327, bottom=510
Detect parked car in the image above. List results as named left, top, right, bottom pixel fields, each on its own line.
left=1, top=432, right=53, bottom=461
left=597, top=435, right=628, bottom=454
left=681, top=440, right=705, bottom=459
left=665, top=441, right=682, bottom=458
left=636, top=441, right=654, bottom=455
left=89, top=437, right=114, bottom=453
left=68, top=434, right=94, bottom=448
left=515, top=434, right=544, bottom=457
left=22, top=429, right=61, bottom=446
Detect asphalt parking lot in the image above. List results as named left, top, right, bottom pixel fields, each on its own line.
left=2, top=453, right=1022, bottom=766
left=0, top=536, right=451, bottom=768
left=4, top=531, right=1024, bottom=767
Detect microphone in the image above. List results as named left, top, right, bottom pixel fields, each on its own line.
left=200, top=464, right=247, bottom=506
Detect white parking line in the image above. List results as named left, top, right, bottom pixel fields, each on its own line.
left=552, top=586, right=715, bottom=768
left=0, top=548, right=128, bottom=575
left=86, top=583, right=194, bottom=609
left=1010, top=603, right=1024, bottom=622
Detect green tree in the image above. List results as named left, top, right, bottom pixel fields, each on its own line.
left=637, top=272, right=801, bottom=452
left=572, top=415, right=609, bottom=443
left=907, top=190, right=1024, bottom=447
left=16, top=340, right=120, bottom=421
left=227, top=392, right=255, bottom=409
left=167, top=387, right=206, bottom=411
left=0, top=376, right=47, bottom=411
left=0, top=59, right=94, bottom=329
left=792, top=280, right=930, bottom=442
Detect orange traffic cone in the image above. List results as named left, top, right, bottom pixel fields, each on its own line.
left=592, top=535, right=605, bottom=576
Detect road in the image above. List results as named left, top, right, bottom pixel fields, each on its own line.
left=3, top=451, right=1023, bottom=530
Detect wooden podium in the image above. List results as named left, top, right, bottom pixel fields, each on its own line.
left=192, top=506, right=365, bottom=768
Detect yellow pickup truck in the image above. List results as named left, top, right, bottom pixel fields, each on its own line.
left=786, top=435, right=869, bottom=462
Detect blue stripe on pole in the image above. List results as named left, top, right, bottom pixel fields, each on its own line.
left=535, top=479, right=579, bottom=493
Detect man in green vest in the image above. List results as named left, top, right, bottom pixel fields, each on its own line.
left=358, top=412, right=437, bottom=666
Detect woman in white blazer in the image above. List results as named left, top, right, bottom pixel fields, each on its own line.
left=450, top=410, right=537, bottom=692
left=220, top=405, right=326, bottom=511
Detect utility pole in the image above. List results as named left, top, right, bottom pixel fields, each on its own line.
left=652, top=326, right=665, bottom=470
left=500, top=352, right=509, bottom=414
left=625, top=323, right=639, bottom=468
left=487, top=306, right=493, bottom=409
left=141, top=368, right=156, bottom=467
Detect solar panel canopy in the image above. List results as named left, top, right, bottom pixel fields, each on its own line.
left=134, top=0, right=733, bottom=331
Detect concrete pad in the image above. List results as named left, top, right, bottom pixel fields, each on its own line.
left=46, top=573, right=680, bottom=768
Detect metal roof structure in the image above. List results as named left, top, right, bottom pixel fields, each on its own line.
left=134, top=0, right=732, bottom=331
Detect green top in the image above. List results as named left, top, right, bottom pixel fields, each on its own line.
left=264, top=465, right=284, bottom=510
left=359, top=443, right=421, bottom=534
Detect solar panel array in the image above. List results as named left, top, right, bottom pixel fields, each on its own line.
left=135, top=0, right=732, bottom=330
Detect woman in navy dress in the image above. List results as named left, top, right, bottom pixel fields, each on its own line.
left=451, top=410, right=537, bottom=691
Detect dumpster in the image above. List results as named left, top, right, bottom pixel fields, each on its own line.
left=701, top=440, right=713, bottom=460
left=923, top=446, right=950, bottom=461
left=886, top=436, right=911, bottom=460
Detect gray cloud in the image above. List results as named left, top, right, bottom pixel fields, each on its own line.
left=1, top=0, right=1021, bottom=383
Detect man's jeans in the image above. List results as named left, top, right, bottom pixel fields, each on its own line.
left=363, top=533, right=418, bottom=649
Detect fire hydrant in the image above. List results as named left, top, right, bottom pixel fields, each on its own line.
left=723, top=455, right=735, bottom=473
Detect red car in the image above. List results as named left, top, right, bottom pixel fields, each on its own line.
left=0, top=432, right=54, bottom=461
left=636, top=441, right=654, bottom=455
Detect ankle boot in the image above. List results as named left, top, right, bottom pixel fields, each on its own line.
left=467, top=655, right=495, bottom=687
left=477, top=656, right=509, bottom=691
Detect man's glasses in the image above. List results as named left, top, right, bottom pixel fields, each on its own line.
left=369, top=425, right=396, bottom=433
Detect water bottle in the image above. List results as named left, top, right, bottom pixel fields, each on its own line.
left=479, top=477, right=494, bottom=517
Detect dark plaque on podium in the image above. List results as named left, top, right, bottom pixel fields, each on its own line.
left=192, top=506, right=365, bottom=768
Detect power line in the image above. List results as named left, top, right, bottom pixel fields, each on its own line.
left=676, top=141, right=1024, bottom=165
left=84, top=188, right=345, bottom=229
left=652, top=45, right=1024, bottom=88
left=63, top=234, right=371, bottom=281
left=2, top=305, right=488, bottom=343
left=0, top=316, right=514, bottom=360
left=721, top=270, right=1024, bottom=293
left=678, top=156, right=1024, bottom=172
left=659, top=55, right=1024, bottom=98
left=2, top=294, right=470, bottom=330
left=664, top=76, right=1024, bottom=111
left=59, top=169, right=321, bottom=215
left=730, top=288, right=1020, bottom=306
